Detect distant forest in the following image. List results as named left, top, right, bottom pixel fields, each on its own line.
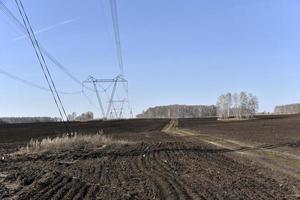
left=136, top=105, right=217, bottom=118
left=2, top=103, right=299, bottom=123
left=274, top=104, right=300, bottom=114
left=137, top=91, right=260, bottom=119
left=0, top=117, right=59, bottom=124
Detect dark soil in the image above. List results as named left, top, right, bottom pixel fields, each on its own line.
left=0, top=118, right=298, bottom=199
left=179, top=114, right=300, bottom=148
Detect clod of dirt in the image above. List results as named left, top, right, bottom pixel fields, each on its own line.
left=0, top=185, right=9, bottom=199
left=125, top=192, right=139, bottom=200
left=0, top=173, right=7, bottom=178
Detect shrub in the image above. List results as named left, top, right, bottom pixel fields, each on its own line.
left=18, top=132, right=129, bottom=154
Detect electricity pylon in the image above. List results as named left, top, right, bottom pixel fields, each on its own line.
left=83, top=0, right=133, bottom=119
left=83, top=75, right=132, bottom=119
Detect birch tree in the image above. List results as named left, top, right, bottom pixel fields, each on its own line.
left=239, top=92, right=249, bottom=118
left=225, top=93, right=232, bottom=118
left=232, top=93, right=240, bottom=118
left=217, top=92, right=259, bottom=119
left=248, top=93, right=259, bottom=117
left=217, top=94, right=227, bottom=119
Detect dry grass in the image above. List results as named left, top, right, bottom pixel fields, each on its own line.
left=17, top=132, right=129, bottom=154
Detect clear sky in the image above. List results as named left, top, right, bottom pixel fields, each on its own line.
left=0, top=0, right=300, bottom=118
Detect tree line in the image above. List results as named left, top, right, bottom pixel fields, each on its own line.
left=136, top=105, right=217, bottom=118
left=137, top=92, right=259, bottom=119
left=0, top=117, right=60, bottom=124
left=274, top=103, right=300, bottom=114
left=0, top=112, right=95, bottom=124
left=67, top=112, right=94, bottom=121
left=216, top=92, right=259, bottom=119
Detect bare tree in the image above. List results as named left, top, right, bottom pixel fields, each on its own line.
left=248, top=93, right=259, bottom=118
left=232, top=93, right=240, bottom=118
left=225, top=93, right=232, bottom=118
left=76, top=112, right=94, bottom=121
left=239, top=92, right=249, bottom=118
left=67, top=112, right=77, bottom=121
left=68, top=112, right=94, bottom=121
left=217, top=92, right=259, bottom=119
left=217, top=94, right=227, bottom=119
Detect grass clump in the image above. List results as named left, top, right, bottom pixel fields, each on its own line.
left=18, top=132, right=128, bottom=154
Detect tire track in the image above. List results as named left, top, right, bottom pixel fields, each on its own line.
left=41, top=176, right=71, bottom=199
left=95, top=165, right=103, bottom=183
left=135, top=146, right=197, bottom=200
left=72, top=184, right=89, bottom=200
left=188, top=150, right=260, bottom=199
left=153, top=148, right=202, bottom=199
left=165, top=119, right=293, bottom=199
left=30, top=173, right=63, bottom=199
left=146, top=152, right=185, bottom=200
left=168, top=144, right=225, bottom=199
left=63, top=180, right=85, bottom=199
left=84, top=185, right=99, bottom=200
left=51, top=177, right=74, bottom=200
left=135, top=154, right=171, bottom=199
left=188, top=150, right=279, bottom=199
left=129, top=156, right=161, bottom=199
left=162, top=150, right=207, bottom=199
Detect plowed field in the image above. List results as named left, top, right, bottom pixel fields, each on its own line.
left=0, top=117, right=299, bottom=199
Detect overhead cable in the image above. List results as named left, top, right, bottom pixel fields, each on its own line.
left=0, top=1, right=95, bottom=92
left=14, top=0, right=69, bottom=122
left=0, top=68, right=82, bottom=94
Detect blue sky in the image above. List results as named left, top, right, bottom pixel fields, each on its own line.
left=0, top=0, right=300, bottom=117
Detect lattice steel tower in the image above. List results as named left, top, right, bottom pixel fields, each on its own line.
left=83, top=0, right=133, bottom=119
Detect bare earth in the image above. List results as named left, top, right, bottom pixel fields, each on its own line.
left=1, top=116, right=300, bottom=199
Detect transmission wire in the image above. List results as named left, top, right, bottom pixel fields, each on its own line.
left=0, top=1, right=95, bottom=93
left=14, top=0, right=69, bottom=123
left=0, top=68, right=82, bottom=94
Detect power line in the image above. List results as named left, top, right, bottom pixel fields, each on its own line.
left=109, top=0, right=133, bottom=117
left=0, top=0, right=99, bottom=120
left=0, top=0, right=95, bottom=92
left=14, top=0, right=69, bottom=123
left=110, top=0, right=124, bottom=77
left=0, top=68, right=82, bottom=94
left=82, top=89, right=100, bottom=109
left=1, top=0, right=133, bottom=118
left=17, top=0, right=70, bottom=122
